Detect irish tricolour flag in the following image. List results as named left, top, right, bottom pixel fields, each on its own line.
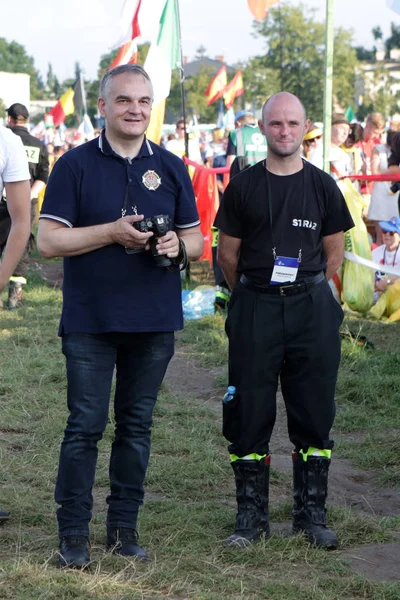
left=143, top=0, right=181, bottom=143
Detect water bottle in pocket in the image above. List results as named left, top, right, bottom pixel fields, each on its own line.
left=222, top=385, right=240, bottom=442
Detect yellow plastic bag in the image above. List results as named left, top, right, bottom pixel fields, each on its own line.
left=340, top=179, right=374, bottom=314
left=370, top=278, right=400, bottom=319
left=388, top=306, right=400, bottom=322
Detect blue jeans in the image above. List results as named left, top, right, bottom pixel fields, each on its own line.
left=55, top=331, right=174, bottom=537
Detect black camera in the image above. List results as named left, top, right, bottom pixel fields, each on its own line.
left=133, top=214, right=173, bottom=267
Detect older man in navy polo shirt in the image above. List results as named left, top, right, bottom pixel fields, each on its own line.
left=38, top=64, right=203, bottom=568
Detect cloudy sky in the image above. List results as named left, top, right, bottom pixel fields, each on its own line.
left=0, top=0, right=398, bottom=81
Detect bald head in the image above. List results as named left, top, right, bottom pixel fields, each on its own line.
left=259, top=92, right=309, bottom=160
left=262, top=92, right=306, bottom=123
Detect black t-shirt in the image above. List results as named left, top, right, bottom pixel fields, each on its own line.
left=214, top=159, right=354, bottom=284
left=388, top=132, right=400, bottom=167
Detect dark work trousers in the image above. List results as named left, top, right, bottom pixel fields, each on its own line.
left=55, top=331, right=174, bottom=537
left=0, top=200, right=37, bottom=279
left=224, top=277, right=344, bottom=457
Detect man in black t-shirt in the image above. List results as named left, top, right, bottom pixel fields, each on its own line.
left=214, top=92, right=354, bottom=550
left=0, top=103, right=49, bottom=309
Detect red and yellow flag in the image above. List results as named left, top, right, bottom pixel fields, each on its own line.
left=111, top=0, right=143, bottom=68
left=204, top=65, right=227, bottom=105
left=247, top=0, right=280, bottom=21
left=223, top=71, right=244, bottom=109
left=48, top=89, right=75, bottom=127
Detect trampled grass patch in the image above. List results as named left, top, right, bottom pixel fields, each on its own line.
left=0, top=266, right=399, bottom=598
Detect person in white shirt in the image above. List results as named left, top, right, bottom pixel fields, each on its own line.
left=165, top=119, right=203, bottom=164
left=372, top=216, right=400, bottom=296
left=308, top=114, right=351, bottom=179
left=0, top=125, right=31, bottom=522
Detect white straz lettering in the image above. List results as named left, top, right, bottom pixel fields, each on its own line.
left=292, top=219, right=318, bottom=230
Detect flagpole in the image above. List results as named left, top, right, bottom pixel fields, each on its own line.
left=175, top=0, right=189, bottom=158
left=322, top=0, right=334, bottom=174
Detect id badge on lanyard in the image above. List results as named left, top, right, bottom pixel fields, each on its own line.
left=265, top=162, right=305, bottom=285
left=271, top=255, right=300, bottom=284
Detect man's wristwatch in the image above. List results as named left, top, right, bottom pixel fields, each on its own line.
left=386, top=278, right=392, bottom=285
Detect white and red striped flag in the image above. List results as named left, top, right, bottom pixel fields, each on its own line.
left=111, top=0, right=143, bottom=68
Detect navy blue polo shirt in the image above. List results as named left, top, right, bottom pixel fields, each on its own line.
left=40, top=131, right=200, bottom=334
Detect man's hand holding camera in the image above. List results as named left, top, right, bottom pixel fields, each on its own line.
left=111, top=214, right=153, bottom=250
left=155, top=230, right=180, bottom=259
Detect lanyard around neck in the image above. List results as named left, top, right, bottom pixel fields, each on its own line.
left=383, top=245, right=399, bottom=267
left=265, top=159, right=306, bottom=263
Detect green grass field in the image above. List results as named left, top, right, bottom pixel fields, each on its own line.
left=0, top=264, right=399, bottom=599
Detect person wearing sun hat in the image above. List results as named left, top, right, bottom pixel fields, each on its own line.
left=372, top=216, right=400, bottom=295
left=308, top=114, right=351, bottom=178
left=302, top=122, right=323, bottom=159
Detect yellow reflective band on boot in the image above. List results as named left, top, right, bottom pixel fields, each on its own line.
left=9, top=276, right=27, bottom=284
left=216, top=288, right=231, bottom=303
left=211, top=226, right=219, bottom=248
left=299, top=447, right=332, bottom=462
left=230, top=453, right=267, bottom=463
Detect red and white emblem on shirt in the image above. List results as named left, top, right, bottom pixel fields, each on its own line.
left=142, top=170, right=161, bottom=191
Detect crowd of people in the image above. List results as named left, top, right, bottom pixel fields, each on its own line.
left=1, top=63, right=399, bottom=568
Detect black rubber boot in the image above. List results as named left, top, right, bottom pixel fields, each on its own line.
left=7, top=282, right=24, bottom=310
left=0, top=507, right=9, bottom=522
left=107, top=527, right=149, bottom=561
left=58, top=535, right=90, bottom=568
left=224, top=457, right=270, bottom=548
left=292, top=452, right=338, bottom=549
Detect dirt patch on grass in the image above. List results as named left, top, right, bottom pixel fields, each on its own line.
left=343, top=543, right=400, bottom=582
left=165, top=343, right=400, bottom=583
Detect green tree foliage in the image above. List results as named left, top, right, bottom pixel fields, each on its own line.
left=242, top=3, right=358, bottom=121
left=0, top=97, right=6, bottom=119
left=355, top=46, right=375, bottom=62
left=46, top=62, right=60, bottom=98
left=0, top=38, right=43, bottom=99
left=372, top=26, right=384, bottom=41
left=385, top=22, right=400, bottom=58
left=358, top=62, right=400, bottom=119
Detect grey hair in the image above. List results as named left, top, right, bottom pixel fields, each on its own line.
left=99, top=64, right=153, bottom=99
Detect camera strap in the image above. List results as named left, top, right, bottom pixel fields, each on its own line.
left=121, top=181, right=138, bottom=218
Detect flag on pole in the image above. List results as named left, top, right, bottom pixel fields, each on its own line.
left=387, top=0, right=400, bottom=14
left=111, top=0, right=143, bottom=68
left=144, top=0, right=181, bottom=143
left=48, top=88, right=75, bottom=127
left=345, top=106, right=356, bottom=122
left=204, top=65, right=227, bottom=105
left=223, top=71, right=244, bottom=109
left=78, top=114, right=95, bottom=141
left=216, top=99, right=224, bottom=129
left=110, top=40, right=139, bottom=68
left=73, top=73, right=87, bottom=116
left=247, top=0, right=280, bottom=21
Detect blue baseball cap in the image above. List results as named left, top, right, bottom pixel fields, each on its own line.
left=234, top=109, right=253, bottom=122
left=379, top=216, right=400, bottom=234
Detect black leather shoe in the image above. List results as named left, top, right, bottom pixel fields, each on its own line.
left=0, top=507, right=9, bottom=522
left=58, top=535, right=90, bottom=568
left=107, top=528, right=149, bottom=561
